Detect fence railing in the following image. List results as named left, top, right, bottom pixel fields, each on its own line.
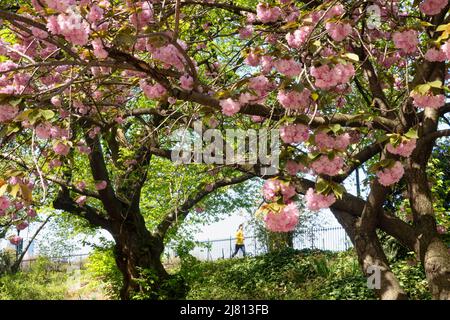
left=164, top=226, right=352, bottom=262
left=16, top=227, right=352, bottom=267
left=20, top=253, right=90, bottom=270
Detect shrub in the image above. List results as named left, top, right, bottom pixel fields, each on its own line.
left=0, top=257, right=68, bottom=300
left=84, top=247, right=122, bottom=299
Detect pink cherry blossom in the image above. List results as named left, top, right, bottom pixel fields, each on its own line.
left=277, top=89, right=311, bottom=110
left=285, top=160, right=307, bottom=176
left=419, top=0, right=448, bottom=15
left=0, top=103, right=19, bottom=122
left=310, top=155, right=344, bottom=176
left=305, top=188, right=336, bottom=211
left=95, top=180, right=107, bottom=190
left=77, top=181, right=86, bottom=190
left=280, top=124, right=310, bottom=144
left=260, top=56, right=273, bottom=74
left=325, top=22, right=352, bottom=42
left=87, top=4, right=105, bottom=24
left=220, top=98, right=241, bottom=116
left=47, top=9, right=91, bottom=46
left=150, top=43, right=186, bottom=71
left=9, top=235, right=22, bottom=246
left=180, top=74, right=194, bottom=91
left=263, top=203, right=300, bottom=232
left=424, top=48, right=447, bottom=62
left=310, top=63, right=355, bottom=89
left=286, top=26, right=312, bottom=48
left=239, top=25, right=253, bottom=39
left=274, top=58, right=302, bottom=78
left=441, top=40, right=450, bottom=60
left=129, top=1, right=154, bottom=30
left=314, top=132, right=335, bottom=150
left=436, top=225, right=446, bottom=234
left=0, top=196, right=10, bottom=211
left=248, top=75, right=271, bottom=96
left=392, top=30, right=419, bottom=54
left=376, top=161, right=405, bottom=186
left=16, top=221, right=29, bottom=231
left=76, top=195, right=87, bottom=206
left=27, top=208, right=37, bottom=218
left=386, top=139, right=417, bottom=157
left=51, top=96, right=62, bottom=107
left=256, top=3, right=282, bottom=23
left=411, top=93, right=445, bottom=109
left=53, top=142, right=70, bottom=156
left=244, top=50, right=260, bottom=66
left=140, top=80, right=167, bottom=99
left=92, top=38, right=108, bottom=59
left=262, top=179, right=296, bottom=203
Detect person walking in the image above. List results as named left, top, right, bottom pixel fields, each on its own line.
left=231, top=224, right=246, bottom=258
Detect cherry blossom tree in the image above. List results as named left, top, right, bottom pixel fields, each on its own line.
left=0, top=0, right=449, bottom=299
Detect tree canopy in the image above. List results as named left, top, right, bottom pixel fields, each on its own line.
left=0, top=0, right=449, bottom=299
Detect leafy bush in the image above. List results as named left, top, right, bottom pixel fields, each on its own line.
left=0, top=249, right=15, bottom=275
left=0, top=257, right=68, bottom=300
left=181, top=248, right=429, bottom=300
left=84, top=246, right=122, bottom=299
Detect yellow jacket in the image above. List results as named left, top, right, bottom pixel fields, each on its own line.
left=236, top=230, right=244, bottom=245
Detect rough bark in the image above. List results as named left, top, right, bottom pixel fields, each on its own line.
left=111, top=220, right=178, bottom=300
left=332, top=208, right=408, bottom=300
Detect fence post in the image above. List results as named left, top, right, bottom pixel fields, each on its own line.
left=207, top=239, right=210, bottom=261
left=254, top=237, right=256, bottom=256
left=229, top=236, right=232, bottom=258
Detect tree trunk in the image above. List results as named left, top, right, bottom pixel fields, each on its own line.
left=406, top=164, right=450, bottom=300
left=111, top=218, right=187, bottom=300
left=333, top=209, right=408, bottom=300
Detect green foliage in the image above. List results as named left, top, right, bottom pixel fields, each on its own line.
left=391, top=254, right=431, bottom=300
left=0, top=257, right=68, bottom=300
left=180, top=248, right=429, bottom=300
left=84, top=246, right=122, bottom=299
left=0, top=249, right=15, bottom=275
left=131, top=270, right=189, bottom=300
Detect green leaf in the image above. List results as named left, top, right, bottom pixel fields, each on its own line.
left=404, top=128, right=419, bottom=139
left=40, top=109, right=55, bottom=120
left=343, top=53, right=359, bottom=62
left=316, top=179, right=330, bottom=194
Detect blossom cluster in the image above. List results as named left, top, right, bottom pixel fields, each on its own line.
left=286, top=26, right=312, bottom=48
left=277, top=89, right=311, bottom=110
left=280, top=124, right=310, bottom=144
left=47, top=8, right=91, bottom=46
left=376, top=161, right=405, bottom=186
left=256, top=3, right=282, bottom=23
left=325, top=22, right=352, bottom=42
left=386, top=139, right=417, bottom=157
left=305, top=188, right=336, bottom=211
left=310, top=63, right=355, bottom=89
left=310, top=155, right=344, bottom=176
left=314, top=132, right=352, bottom=151
left=419, top=0, right=448, bottom=15
left=262, top=179, right=296, bottom=203
left=263, top=203, right=300, bottom=232
left=393, top=30, right=419, bottom=54
left=411, top=93, right=446, bottom=109
left=220, top=98, right=241, bottom=116
left=140, top=80, right=168, bottom=99
left=0, top=104, right=19, bottom=123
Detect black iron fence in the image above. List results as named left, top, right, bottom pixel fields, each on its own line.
left=16, top=227, right=352, bottom=267
left=164, top=226, right=352, bottom=262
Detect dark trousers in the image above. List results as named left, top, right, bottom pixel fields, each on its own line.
left=232, top=244, right=246, bottom=257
